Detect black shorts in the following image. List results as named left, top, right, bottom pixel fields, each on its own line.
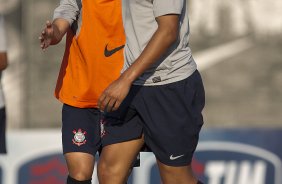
left=0, top=107, right=6, bottom=154
left=102, top=70, right=205, bottom=166
left=62, top=104, right=102, bottom=155
left=62, top=104, right=143, bottom=158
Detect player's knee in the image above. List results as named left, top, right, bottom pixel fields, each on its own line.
left=97, top=161, right=113, bottom=179
left=65, top=152, right=94, bottom=181
left=97, top=161, right=121, bottom=180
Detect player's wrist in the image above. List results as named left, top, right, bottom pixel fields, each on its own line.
left=50, top=23, right=63, bottom=44
left=120, top=69, right=137, bottom=85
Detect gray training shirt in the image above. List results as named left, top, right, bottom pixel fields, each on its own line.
left=122, top=0, right=197, bottom=86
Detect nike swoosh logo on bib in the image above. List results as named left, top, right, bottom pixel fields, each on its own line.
left=104, top=44, right=125, bottom=57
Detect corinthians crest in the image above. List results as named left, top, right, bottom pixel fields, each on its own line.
left=72, top=129, right=87, bottom=146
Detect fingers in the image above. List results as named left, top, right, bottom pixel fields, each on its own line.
left=100, top=97, right=116, bottom=113
left=39, top=38, right=45, bottom=50
left=39, top=30, right=45, bottom=41
left=46, top=20, right=52, bottom=28
left=106, top=98, right=117, bottom=112
left=98, top=80, right=128, bottom=112
left=113, top=100, right=121, bottom=111
left=98, top=93, right=106, bottom=111
left=39, top=20, right=52, bottom=50
left=39, top=34, right=45, bottom=49
left=98, top=93, right=112, bottom=112
left=98, top=92, right=121, bottom=112
left=39, top=37, right=49, bottom=50
left=39, top=29, right=47, bottom=49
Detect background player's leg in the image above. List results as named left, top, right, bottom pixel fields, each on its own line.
left=0, top=107, right=6, bottom=154
left=65, top=152, right=95, bottom=182
left=97, top=136, right=144, bottom=184
left=157, top=160, right=198, bottom=184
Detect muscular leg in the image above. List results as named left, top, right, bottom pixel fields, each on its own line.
left=157, top=160, right=198, bottom=184
left=97, top=136, right=144, bottom=184
left=65, top=152, right=95, bottom=182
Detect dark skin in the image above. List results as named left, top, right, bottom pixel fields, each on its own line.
left=0, top=52, right=8, bottom=71
left=39, top=19, right=69, bottom=50
left=98, top=14, right=179, bottom=112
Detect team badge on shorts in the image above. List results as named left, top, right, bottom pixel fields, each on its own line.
left=72, top=129, right=87, bottom=146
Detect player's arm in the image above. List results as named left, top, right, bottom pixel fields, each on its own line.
left=0, top=52, right=8, bottom=71
left=39, top=0, right=80, bottom=50
left=98, top=14, right=180, bottom=112
left=0, top=16, right=8, bottom=71
left=119, top=15, right=179, bottom=85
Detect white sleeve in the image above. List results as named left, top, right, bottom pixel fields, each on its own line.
left=0, top=16, right=7, bottom=52
left=53, top=0, right=81, bottom=25
left=153, top=0, right=184, bottom=18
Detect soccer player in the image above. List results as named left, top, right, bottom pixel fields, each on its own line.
left=39, top=0, right=143, bottom=184
left=98, top=0, right=205, bottom=183
left=0, top=14, right=8, bottom=155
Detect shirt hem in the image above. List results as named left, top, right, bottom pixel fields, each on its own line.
left=133, top=68, right=197, bottom=86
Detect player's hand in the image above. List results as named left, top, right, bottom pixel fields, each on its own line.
left=98, top=77, right=132, bottom=112
left=39, top=20, right=54, bottom=50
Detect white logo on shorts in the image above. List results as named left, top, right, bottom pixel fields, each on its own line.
left=170, top=154, right=185, bottom=160
left=72, top=129, right=87, bottom=146
left=100, top=118, right=106, bottom=137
